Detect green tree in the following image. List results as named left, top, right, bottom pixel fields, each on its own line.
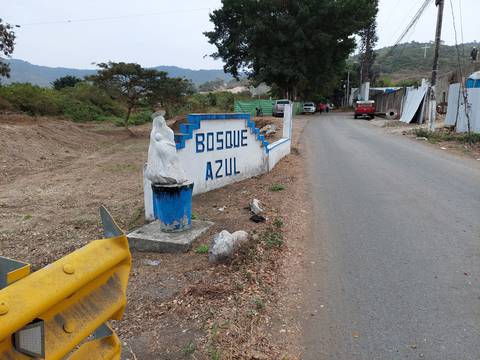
left=0, top=19, right=16, bottom=78
left=52, top=75, right=82, bottom=90
left=205, top=0, right=378, bottom=99
left=150, top=76, right=195, bottom=116
left=89, top=62, right=169, bottom=128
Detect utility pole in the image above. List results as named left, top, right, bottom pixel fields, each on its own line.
left=346, top=71, right=351, bottom=107
left=428, top=0, right=445, bottom=131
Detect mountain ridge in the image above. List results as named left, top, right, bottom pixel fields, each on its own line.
left=367, top=41, right=480, bottom=83
left=0, top=59, right=232, bottom=87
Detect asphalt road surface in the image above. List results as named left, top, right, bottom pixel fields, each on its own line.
left=302, top=113, right=480, bottom=359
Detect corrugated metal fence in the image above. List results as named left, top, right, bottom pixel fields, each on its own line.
left=372, top=89, right=406, bottom=116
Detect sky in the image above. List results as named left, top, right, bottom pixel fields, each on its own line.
left=2, top=0, right=479, bottom=70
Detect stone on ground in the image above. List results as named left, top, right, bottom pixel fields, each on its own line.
left=250, top=198, right=264, bottom=215
left=209, top=230, right=249, bottom=263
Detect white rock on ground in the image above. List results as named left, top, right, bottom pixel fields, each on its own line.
left=250, top=199, right=264, bottom=215
left=209, top=230, right=250, bottom=263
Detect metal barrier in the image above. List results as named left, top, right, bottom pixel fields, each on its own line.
left=0, top=206, right=131, bottom=359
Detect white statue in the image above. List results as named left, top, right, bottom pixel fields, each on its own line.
left=145, top=111, right=188, bottom=185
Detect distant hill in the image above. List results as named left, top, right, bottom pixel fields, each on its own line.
left=371, top=41, right=480, bottom=82
left=0, top=59, right=232, bottom=87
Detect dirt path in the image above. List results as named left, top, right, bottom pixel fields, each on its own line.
left=0, top=114, right=311, bottom=359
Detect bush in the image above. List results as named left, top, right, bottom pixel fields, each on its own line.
left=129, top=110, right=152, bottom=125
left=195, top=245, right=209, bottom=254
left=0, top=82, right=132, bottom=122
left=214, top=92, right=235, bottom=112
left=60, top=97, right=105, bottom=122
left=457, top=133, right=480, bottom=144
left=0, top=96, right=12, bottom=111
left=269, top=184, right=286, bottom=192
left=60, top=83, right=124, bottom=118
left=0, top=83, right=62, bottom=116
left=414, top=128, right=480, bottom=144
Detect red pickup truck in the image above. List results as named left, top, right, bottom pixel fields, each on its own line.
left=354, top=101, right=376, bottom=120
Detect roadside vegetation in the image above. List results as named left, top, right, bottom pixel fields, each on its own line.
left=414, top=128, right=480, bottom=144
left=0, top=74, right=251, bottom=126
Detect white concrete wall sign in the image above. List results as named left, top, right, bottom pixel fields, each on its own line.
left=144, top=110, right=293, bottom=221
left=177, top=115, right=269, bottom=194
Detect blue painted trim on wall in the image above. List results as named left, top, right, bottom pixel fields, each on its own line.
left=174, top=113, right=270, bottom=153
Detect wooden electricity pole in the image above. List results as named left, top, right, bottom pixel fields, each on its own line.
left=428, top=0, right=445, bottom=131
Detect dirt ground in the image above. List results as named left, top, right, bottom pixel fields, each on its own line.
left=0, top=113, right=311, bottom=359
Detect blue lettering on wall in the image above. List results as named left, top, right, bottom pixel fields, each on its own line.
left=225, top=131, right=233, bottom=149
left=215, top=159, right=223, bottom=178
left=225, top=158, right=233, bottom=176
left=195, top=130, right=249, bottom=153
left=205, top=161, right=213, bottom=180
left=196, top=133, right=205, bottom=153
left=216, top=132, right=224, bottom=150
left=234, top=157, right=240, bottom=174
left=241, top=130, right=248, bottom=147
left=205, top=157, right=241, bottom=181
left=233, top=131, right=240, bottom=147
left=206, top=132, right=215, bottom=152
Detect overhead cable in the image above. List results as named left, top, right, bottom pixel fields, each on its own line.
left=381, top=0, right=433, bottom=59
left=13, top=8, right=211, bottom=27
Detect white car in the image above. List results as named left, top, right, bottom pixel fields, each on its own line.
left=272, top=99, right=291, bottom=117
left=303, top=102, right=316, bottom=114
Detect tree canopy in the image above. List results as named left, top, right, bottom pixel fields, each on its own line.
left=89, top=62, right=194, bottom=127
left=0, top=19, right=16, bottom=78
left=205, top=0, right=378, bottom=99
left=52, top=75, right=82, bottom=90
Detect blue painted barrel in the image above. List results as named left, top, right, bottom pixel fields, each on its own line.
left=151, top=182, right=194, bottom=232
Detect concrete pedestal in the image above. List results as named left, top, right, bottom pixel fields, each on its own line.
left=127, top=220, right=213, bottom=253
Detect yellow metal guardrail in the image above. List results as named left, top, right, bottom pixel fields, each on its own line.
left=0, top=206, right=131, bottom=359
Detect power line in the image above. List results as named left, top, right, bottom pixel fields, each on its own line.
left=449, top=0, right=463, bottom=77
left=12, top=8, right=211, bottom=27
left=381, top=0, right=433, bottom=60
left=388, top=0, right=423, bottom=45
left=458, top=0, right=466, bottom=62
left=392, top=0, right=433, bottom=48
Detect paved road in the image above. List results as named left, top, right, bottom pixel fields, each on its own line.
left=302, top=113, right=480, bottom=359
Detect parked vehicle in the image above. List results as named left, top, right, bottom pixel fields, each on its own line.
left=303, top=102, right=316, bottom=114
left=272, top=99, right=291, bottom=117
left=354, top=101, right=376, bottom=119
